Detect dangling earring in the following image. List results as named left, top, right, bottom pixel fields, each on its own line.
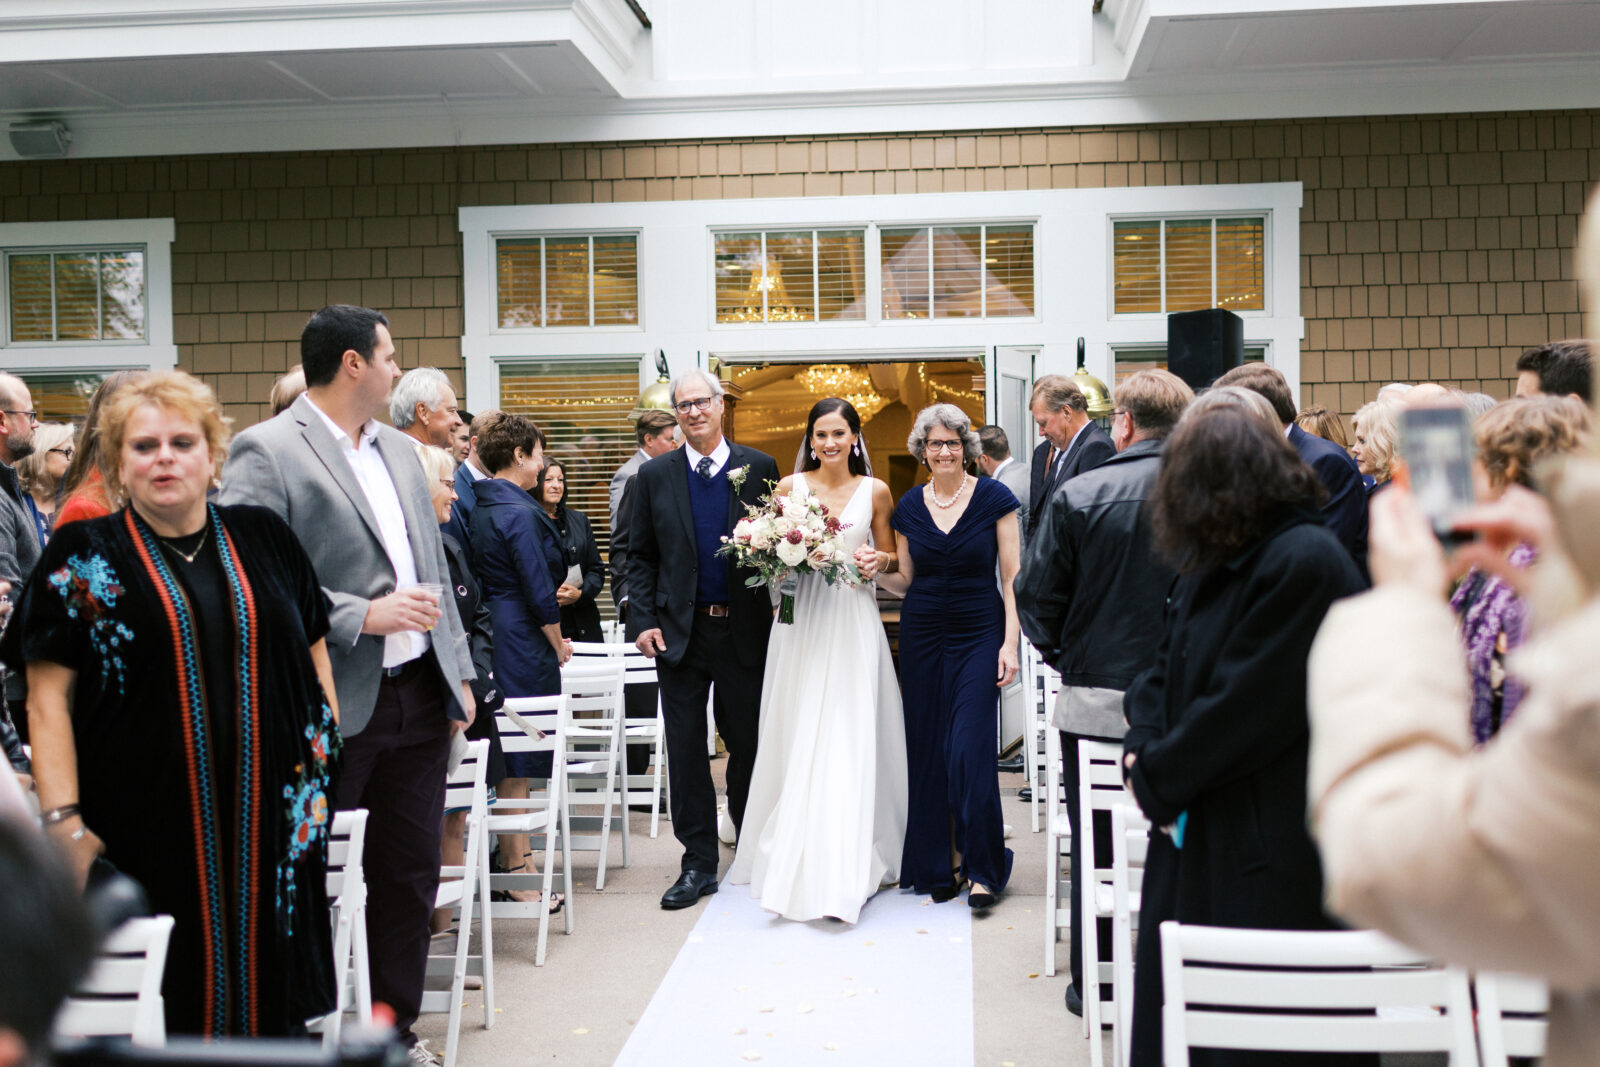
left=852, top=442, right=861, bottom=457
left=809, top=449, right=817, bottom=461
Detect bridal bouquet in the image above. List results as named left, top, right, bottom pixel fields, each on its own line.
left=718, top=482, right=861, bottom=624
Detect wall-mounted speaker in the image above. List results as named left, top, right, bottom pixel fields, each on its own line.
left=8, top=121, right=71, bottom=159
left=1167, top=307, right=1244, bottom=391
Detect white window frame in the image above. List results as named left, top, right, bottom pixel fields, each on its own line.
left=1107, top=211, right=1271, bottom=320
left=0, top=218, right=177, bottom=373
left=490, top=229, right=642, bottom=333
left=709, top=226, right=873, bottom=327
left=459, top=183, right=1303, bottom=411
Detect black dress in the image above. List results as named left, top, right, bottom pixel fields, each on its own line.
left=551, top=504, right=605, bottom=644
left=891, top=477, right=1019, bottom=895
left=440, top=529, right=507, bottom=788
left=1122, top=504, right=1369, bottom=1067
left=4, top=504, right=338, bottom=1037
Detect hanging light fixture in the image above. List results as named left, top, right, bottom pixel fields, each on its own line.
left=795, top=363, right=889, bottom=420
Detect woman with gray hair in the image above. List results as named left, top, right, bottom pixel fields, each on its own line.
left=878, top=403, right=1022, bottom=909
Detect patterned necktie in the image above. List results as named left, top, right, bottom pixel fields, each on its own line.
left=697, top=456, right=714, bottom=483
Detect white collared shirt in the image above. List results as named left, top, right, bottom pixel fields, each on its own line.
left=992, top=456, right=1017, bottom=480
left=464, top=458, right=488, bottom=481
left=682, top=436, right=732, bottom=479
left=304, top=394, right=427, bottom=667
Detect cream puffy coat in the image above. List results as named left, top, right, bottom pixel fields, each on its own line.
left=1309, top=585, right=1600, bottom=1066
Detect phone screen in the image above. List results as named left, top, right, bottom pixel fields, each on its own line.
left=1399, top=406, right=1476, bottom=541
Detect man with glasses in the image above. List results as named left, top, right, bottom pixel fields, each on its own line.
left=0, top=373, right=42, bottom=732
left=627, top=368, right=779, bottom=909
left=1016, top=369, right=1193, bottom=1018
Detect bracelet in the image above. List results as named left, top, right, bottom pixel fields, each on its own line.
left=41, top=803, right=81, bottom=826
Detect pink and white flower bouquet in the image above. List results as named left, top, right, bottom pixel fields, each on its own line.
left=718, top=482, right=861, bottom=623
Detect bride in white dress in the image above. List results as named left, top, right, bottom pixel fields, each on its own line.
left=726, top=397, right=909, bottom=924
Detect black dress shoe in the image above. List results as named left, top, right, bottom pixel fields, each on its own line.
left=1064, top=982, right=1083, bottom=1016
left=997, top=754, right=1025, bottom=773
left=661, top=870, right=719, bottom=910
left=1017, top=786, right=1033, bottom=802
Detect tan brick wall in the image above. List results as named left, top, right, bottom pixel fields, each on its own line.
left=2, top=110, right=1595, bottom=426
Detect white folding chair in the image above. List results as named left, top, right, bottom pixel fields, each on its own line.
left=308, top=808, right=372, bottom=1046
left=568, top=640, right=668, bottom=837
left=1028, top=653, right=1058, bottom=834
left=1475, top=972, right=1548, bottom=1066
left=421, top=739, right=493, bottom=1067
left=600, top=618, right=621, bottom=643
left=1109, top=804, right=1150, bottom=1067
left=1078, top=738, right=1139, bottom=1062
left=487, top=694, right=574, bottom=965
left=1159, top=922, right=1480, bottom=1065
left=1043, top=725, right=1072, bottom=976
left=54, top=915, right=176, bottom=1047
left=561, top=661, right=629, bottom=888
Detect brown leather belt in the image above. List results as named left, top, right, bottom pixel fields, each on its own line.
left=694, top=604, right=731, bottom=618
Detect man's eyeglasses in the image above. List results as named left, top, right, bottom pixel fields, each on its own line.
left=926, top=439, right=964, bottom=454
left=48, top=446, right=74, bottom=458
left=673, top=396, right=717, bottom=415
left=2, top=410, right=37, bottom=422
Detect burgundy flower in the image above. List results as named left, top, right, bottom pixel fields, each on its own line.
left=785, top=528, right=805, bottom=544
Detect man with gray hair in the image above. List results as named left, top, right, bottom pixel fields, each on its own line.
left=0, top=373, right=41, bottom=729
left=1017, top=368, right=1193, bottom=1017
left=628, top=367, right=779, bottom=909
left=391, top=366, right=463, bottom=450
left=1027, top=374, right=1114, bottom=537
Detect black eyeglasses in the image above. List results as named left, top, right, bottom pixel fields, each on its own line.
left=48, top=446, right=74, bottom=458
left=926, top=440, right=964, bottom=454
left=2, top=410, right=37, bottom=422
left=673, top=396, right=716, bottom=414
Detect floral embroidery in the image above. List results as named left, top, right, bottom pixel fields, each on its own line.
left=48, top=554, right=136, bottom=693
left=277, top=700, right=339, bottom=933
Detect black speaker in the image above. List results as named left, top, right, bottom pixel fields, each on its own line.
left=1167, top=308, right=1244, bottom=391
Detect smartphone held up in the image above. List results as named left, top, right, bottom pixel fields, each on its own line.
left=1399, top=405, right=1476, bottom=544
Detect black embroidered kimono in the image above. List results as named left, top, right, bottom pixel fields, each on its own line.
left=6, top=503, right=339, bottom=1037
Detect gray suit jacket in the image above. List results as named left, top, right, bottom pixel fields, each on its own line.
left=990, top=455, right=1029, bottom=544
left=608, top=449, right=647, bottom=538
left=218, top=392, right=473, bottom=736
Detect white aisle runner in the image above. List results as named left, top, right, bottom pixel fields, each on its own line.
left=615, top=886, right=975, bottom=1067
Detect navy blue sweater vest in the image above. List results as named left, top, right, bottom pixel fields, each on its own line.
left=686, top=460, right=732, bottom=605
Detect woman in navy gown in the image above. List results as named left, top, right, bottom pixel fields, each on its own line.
left=468, top=413, right=571, bottom=905
left=880, top=403, right=1022, bottom=909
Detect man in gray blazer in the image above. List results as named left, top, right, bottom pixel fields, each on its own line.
left=220, top=304, right=473, bottom=1066
left=977, top=424, right=1029, bottom=542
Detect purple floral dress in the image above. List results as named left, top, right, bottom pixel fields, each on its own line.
left=1450, top=543, right=1534, bottom=744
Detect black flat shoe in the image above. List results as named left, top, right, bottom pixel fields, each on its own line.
left=928, top=868, right=966, bottom=903
left=968, top=884, right=997, bottom=910
left=1064, top=982, right=1083, bottom=1016
left=661, top=869, right=719, bottom=910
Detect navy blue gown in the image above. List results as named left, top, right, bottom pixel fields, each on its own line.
left=469, top=477, right=564, bottom=778
left=892, top=476, right=1019, bottom=895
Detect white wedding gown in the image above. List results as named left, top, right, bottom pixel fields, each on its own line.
left=726, top=473, right=909, bottom=924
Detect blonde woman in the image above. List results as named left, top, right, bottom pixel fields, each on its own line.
left=1351, top=399, right=1400, bottom=491
left=16, top=422, right=74, bottom=546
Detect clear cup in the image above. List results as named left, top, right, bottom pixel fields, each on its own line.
left=406, top=583, right=446, bottom=630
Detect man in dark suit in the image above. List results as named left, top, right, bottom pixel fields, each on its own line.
left=1215, top=363, right=1368, bottom=571
left=628, top=368, right=779, bottom=909
left=445, top=409, right=499, bottom=551
left=1027, top=374, right=1115, bottom=537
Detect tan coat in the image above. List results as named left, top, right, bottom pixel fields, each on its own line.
left=1309, top=585, right=1600, bottom=1066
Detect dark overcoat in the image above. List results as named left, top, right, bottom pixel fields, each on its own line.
left=1121, top=504, right=1370, bottom=1067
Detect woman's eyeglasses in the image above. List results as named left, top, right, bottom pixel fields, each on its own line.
left=926, top=440, right=964, bottom=454
left=48, top=446, right=74, bottom=458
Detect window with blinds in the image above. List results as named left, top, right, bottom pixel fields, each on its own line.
left=495, top=234, right=638, bottom=329
left=713, top=229, right=866, bottom=324
left=1112, top=346, right=1267, bottom=386
left=16, top=373, right=105, bottom=423
left=497, top=358, right=642, bottom=619
left=1112, top=216, right=1264, bottom=315
left=880, top=223, right=1034, bottom=320
left=6, top=249, right=146, bottom=343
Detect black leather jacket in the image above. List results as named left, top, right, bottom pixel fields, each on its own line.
left=1015, top=438, right=1176, bottom=691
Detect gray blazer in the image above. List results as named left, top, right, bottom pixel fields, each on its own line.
left=990, top=455, right=1030, bottom=544
left=608, top=449, right=647, bottom=537
left=218, top=392, right=473, bottom=736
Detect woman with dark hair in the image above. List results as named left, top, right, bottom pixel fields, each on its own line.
left=468, top=412, right=569, bottom=911
left=535, top=459, right=606, bottom=644
left=1121, top=405, right=1367, bottom=1067
left=55, top=370, right=149, bottom=529
left=878, top=403, right=1021, bottom=911
left=726, top=397, right=904, bottom=923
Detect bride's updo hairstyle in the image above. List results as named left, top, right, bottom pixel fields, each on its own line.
left=800, top=397, right=870, bottom=477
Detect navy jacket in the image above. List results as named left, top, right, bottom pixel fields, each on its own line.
left=1027, top=422, right=1115, bottom=536
left=1287, top=423, right=1368, bottom=571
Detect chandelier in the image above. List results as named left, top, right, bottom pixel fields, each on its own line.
left=795, top=363, right=890, bottom=420
left=718, top=255, right=808, bottom=323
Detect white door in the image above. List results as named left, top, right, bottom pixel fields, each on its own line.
left=989, top=346, right=1036, bottom=758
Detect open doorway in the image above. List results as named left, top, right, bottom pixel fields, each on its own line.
left=720, top=356, right=987, bottom=501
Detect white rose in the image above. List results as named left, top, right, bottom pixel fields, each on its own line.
left=732, top=518, right=755, bottom=543
left=776, top=539, right=808, bottom=567
left=773, top=516, right=795, bottom=537
left=833, top=543, right=851, bottom=563
left=749, top=530, right=772, bottom=551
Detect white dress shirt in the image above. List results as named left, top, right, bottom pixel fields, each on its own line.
left=304, top=395, right=427, bottom=667
left=683, top=436, right=732, bottom=479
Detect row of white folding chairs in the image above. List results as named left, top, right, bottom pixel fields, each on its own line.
left=1023, top=643, right=1057, bottom=834
left=1160, top=922, right=1549, bottom=1066
left=567, top=640, right=669, bottom=839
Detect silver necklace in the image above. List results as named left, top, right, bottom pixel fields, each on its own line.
left=929, top=473, right=969, bottom=510
left=156, top=524, right=209, bottom=564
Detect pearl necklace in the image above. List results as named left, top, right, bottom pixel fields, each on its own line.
left=928, top=473, right=969, bottom=510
